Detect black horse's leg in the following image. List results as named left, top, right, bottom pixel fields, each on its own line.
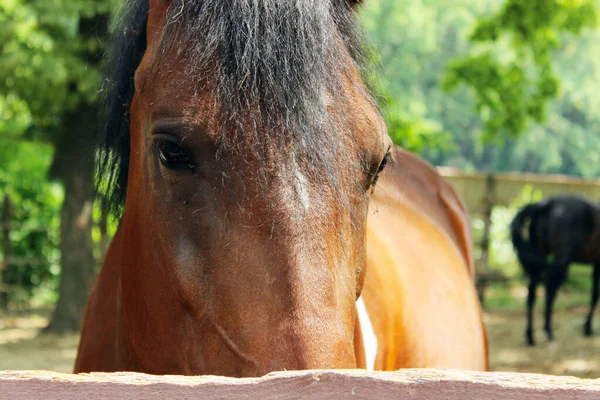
left=544, top=266, right=568, bottom=343
left=526, top=278, right=539, bottom=346
left=584, top=263, right=600, bottom=337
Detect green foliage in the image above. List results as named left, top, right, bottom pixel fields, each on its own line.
left=377, top=86, right=455, bottom=155
left=445, top=0, right=598, bottom=141
left=360, top=0, right=499, bottom=161
left=0, top=0, right=114, bottom=307
left=0, top=0, right=113, bottom=135
left=444, top=53, right=531, bottom=141
left=0, top=94, right=31, bottom=135
left=361, top=0, right=600, bottom=178
left=0, top=140, right=63, bottom=306
left=359, top=0, right=484, bottom=155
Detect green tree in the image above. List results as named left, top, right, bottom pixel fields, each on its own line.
left=0, top=0, right=112, bottom=332
left=444, top=0, right=598, bottom=141
left=361, top=0, right=496, bottom=161
left=361, top=0, right=600, bottom=178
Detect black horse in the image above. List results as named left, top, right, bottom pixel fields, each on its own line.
left=510, top=195, right=600, bottom=345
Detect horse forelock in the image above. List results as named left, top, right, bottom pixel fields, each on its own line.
left=98, top=0, right=374, bottom=217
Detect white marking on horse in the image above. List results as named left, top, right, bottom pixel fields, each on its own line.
left=356, top=296, right=377, bottom=371
left=294, top=169, right=310, bottom=212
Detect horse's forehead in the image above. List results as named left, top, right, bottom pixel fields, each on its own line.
left=146, top=0, right=170, bottom=47
left=133, top=0, right=387, bottom=160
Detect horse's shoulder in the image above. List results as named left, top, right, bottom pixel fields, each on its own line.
left=378, top=147, right=475, bottom=277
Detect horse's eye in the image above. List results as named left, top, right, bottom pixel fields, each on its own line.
left=377, top=152, right=390, bottom=174
left=157, top=138, right=194, bottom=171
left=372, top=151, right=391, bottom=187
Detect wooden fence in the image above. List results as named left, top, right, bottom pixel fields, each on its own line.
left=1, top=369, right=599, bottom=399
left=438, top=168, right=600, bottom=216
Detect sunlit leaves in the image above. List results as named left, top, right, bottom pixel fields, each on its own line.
left=446, top=0, right=598, bottom=140
left=0, top=0, right=112, bottom=134
left=0, top=140, right=62, bottom=300
left=361, top=0, right=494, bottom=154
left=0, top=94, right=31, bottom=134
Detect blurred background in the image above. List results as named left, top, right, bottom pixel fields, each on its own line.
left=1, top=0, right=599, bottom=377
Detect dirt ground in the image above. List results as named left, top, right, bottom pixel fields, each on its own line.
left=485, top=307, right=600, bottom=378
left=0, top=313, right=78, bottom=373
left=1, top=309, right=599, bottom=377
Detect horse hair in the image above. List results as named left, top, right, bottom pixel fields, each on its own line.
left=97, top=0, right=376, bottom=216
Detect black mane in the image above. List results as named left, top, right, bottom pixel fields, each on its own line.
left=98, top=0, right=373, bottom=215
left=97, top=0, right=148, bottom=214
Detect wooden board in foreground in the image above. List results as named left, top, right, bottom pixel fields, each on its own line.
left=1, top=369, right=600, bottom=399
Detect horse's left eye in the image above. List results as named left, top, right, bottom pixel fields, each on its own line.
left=372, top=151, right=391, bottom=187
left=157, top=139, right=194, bottom=171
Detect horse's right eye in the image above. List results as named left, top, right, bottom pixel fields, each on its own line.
left=371, top=151, right=391, bottom=188
left=157, top=138, right=195, bottom=171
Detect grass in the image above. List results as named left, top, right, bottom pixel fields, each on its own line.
left=483, top=263, right=595, bottom=313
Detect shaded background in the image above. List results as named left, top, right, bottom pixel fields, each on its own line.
left=1, top=0, right=599, bottom=377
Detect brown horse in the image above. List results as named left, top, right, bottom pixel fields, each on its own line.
left=75, top=0, right=487, bottom=376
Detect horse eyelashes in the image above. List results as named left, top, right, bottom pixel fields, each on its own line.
left=372, top=151, right=391, bottom=188
left=377, top=153, right=391, bottom=174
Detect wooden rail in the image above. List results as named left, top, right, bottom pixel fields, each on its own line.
left=438, top=168, right=600, bottom=215
left=1, top=369, right=599, bottom=399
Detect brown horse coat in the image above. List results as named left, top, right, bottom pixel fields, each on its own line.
left=355, top=148, right=488, bottom=371
left=76, top=148, right=488, bottom=373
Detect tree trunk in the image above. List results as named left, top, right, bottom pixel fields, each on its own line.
left=42, top=8, right=110, bottom=335
left=43, top=105, right=97, bottom=334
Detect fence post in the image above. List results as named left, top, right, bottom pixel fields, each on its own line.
left=476, top=174, right=495, bottom=307
left=1, top=194, right=11, bottom=310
